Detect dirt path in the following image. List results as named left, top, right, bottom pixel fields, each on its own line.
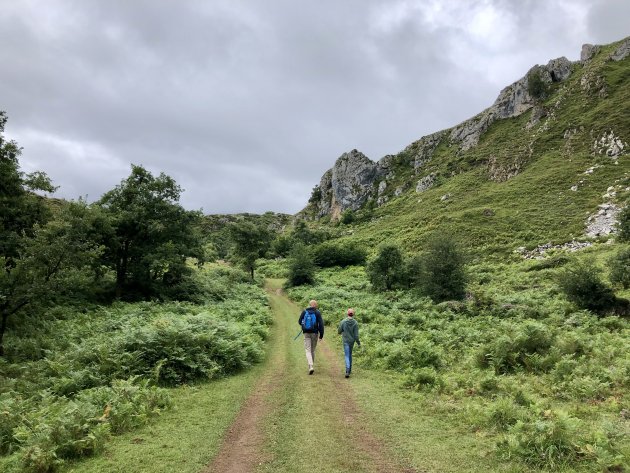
left=203, top=280, right=415, bottom=473
left=202, top=285, right=290, bottom=473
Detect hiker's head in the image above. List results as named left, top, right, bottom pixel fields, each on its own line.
left=309, top=300, right=318, bottom=308
left=347, top=308, right=355, bottom=317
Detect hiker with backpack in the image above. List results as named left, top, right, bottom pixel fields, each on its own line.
left=338, top=308, right=360, bottom=378
left=298, top=300, right=324, bottom=375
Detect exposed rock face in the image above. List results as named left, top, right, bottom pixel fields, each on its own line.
left=449, top=57, right=573, bottom=151
left=581, top=43, right=601, bottom=62
left=312, top=150, right=383, bottom=218
left=416, top=173, right=436, bottom=193
left=593, top=131, right=627, bottom=159
left=611, top=37, right=630, bottom=61
left=586, top=203, right=621, bottom=237
left=401, top=132, right=445, bottom=171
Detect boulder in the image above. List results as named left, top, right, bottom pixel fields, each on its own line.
left=416, top=173, right=437, bottom=193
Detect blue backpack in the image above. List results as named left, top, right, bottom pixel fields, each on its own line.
left=302, top=310, right=317, bottom=331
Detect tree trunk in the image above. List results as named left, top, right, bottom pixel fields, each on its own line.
left=0, top=312, right=8, bottom=357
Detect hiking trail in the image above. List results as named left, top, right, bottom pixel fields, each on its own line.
left=204, top=279, right=416, bottom=473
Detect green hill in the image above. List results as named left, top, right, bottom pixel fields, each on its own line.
left=302, top=37, right=629, bottom=256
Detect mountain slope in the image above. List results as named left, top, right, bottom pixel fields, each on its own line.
left=302, top=37, right=630, bottom=255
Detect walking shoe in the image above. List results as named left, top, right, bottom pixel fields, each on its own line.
left=309, top=368, right=314, bottom=375
left=345, top=369, right=350, bottom=378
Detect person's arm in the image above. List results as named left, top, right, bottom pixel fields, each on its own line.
left=298, top=310, right=305, bottom=327
left=317, top=311, right=324, bottom=339
left=354, top=323, right=360, bottom=345
left=337, top=319, right=344, bottom=335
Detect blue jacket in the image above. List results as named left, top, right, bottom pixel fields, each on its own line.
left=298, top=307, right=324, bottom=338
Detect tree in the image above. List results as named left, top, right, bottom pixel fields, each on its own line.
left=286, top=243, right=316, bottom=287
left=559, top=260, right=616, bottom=314
left=0, top=111, right=56, bottom=265
left=229, top=221, right=271, bottom=281
left=527, top=69, right=550, bottom=100
left=418, top=234, right=467, bottom=302
left=609, top=247, right=630, bottom=289
left=617, top=205, right=630, bottom=242
left=367, top=244, right=404, bottom=291
left=0, top=111, right=72, bottom=355
left=0, top=201, right=102, bottom=355
left=98, top=165, right=205, bottom=298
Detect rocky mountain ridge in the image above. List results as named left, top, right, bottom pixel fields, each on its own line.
left=304, top=37, right=630, bottom=224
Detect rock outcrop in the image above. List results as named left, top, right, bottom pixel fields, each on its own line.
left=586, top=203, right=621, bottom=237
left=581, top=43, right=601, bottom=62
left=449, top=57, right=573, bottom=151
left=312, top=149, right=384, bottom=218
left=611, top=37, right=630, bottom=61
left=304, top=38, right=628, bottom=220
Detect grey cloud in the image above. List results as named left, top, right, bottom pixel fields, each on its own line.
left=1, top=0, right=628, bottom=213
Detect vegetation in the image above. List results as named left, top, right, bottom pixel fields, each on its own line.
left=286, top=245, right=629, bottom=470
left=366, top=244, right=404, bottom=291
left=610, top=246, right=630, bottom=288
left=415, top=234, right=467, bottom=302
left=0, top=265, right=271, bottom=472
left=558, top=260, right=617, bottom=314
left=286, top=243, right=315, bottom=287
left=228, top=221, right=271, bottom=281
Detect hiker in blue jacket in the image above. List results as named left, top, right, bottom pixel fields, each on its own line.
left=298, top=299, right=324, bottom=375
left=338, top=308, right=360, bottom=378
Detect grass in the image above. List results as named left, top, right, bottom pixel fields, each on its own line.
left=60, top=369, right=262, bottom=473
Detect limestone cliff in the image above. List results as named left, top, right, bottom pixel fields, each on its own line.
left=303, top=37, right=629, bottom=221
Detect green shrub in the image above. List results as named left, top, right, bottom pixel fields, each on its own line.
left=558, top=260, right=616, bottom=314
left=286, top=243, right=316, bottom=287
left=402, top=367, right=442, bottom=391
left=417, top=234, right=467, bottom=302
left=312, top=241, right=366, bottom=268
left=367, top=244, right=404, bottom=291
left=340, top=209, right=355, bottom=224
left=487, top=397, right=527, bottom=430
left=478, top=322, right=554, bottom=373
left=527, top=68, right=550, bottom=100
left=384, top=338, right=442, bottom=371
left=270, top=235, right=293, bottom=258
left=609, top=246, right=630, bottom=289
left=617, top=205, right=630, bottom=242
left=500, top=411, right=582, bottom=468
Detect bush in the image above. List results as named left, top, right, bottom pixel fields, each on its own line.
left=417, top=234, right=467, bottom=302
left=312, top=241, right=366, bottom=268
left=527, top=69, right=550, bottom=100
left=340, top=209, right=355, bottom=224
left=477, top=322, right=554, bottom=373
left=617, top=205, right=630, bottom=242
left=558, top=260, right=616, bottom=314
left=270, top=235, right=293, bottom=258
left=367, top=244, right=404, bottom=291
left=286, top=243, right=316, bottom=287
left=609, top=246, right=630, bottom=289
left=402, top=367, right=442, bottom=391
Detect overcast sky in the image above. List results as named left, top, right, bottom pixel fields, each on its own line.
left=1, top=0, right=628, bottom=214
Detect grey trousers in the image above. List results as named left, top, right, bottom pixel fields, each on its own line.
left=303, top=332, right=319, bottom=368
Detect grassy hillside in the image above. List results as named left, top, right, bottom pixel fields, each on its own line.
left=308, top=38, right=629, bottom=256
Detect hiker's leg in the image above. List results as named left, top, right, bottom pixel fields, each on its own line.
left=343, top=343, right=351, bottom=371
left=304, top=334, right=314, bottom=368
left=311, top=333, right=318, bottom=363
left=348, top=342, right=354, bottom=372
